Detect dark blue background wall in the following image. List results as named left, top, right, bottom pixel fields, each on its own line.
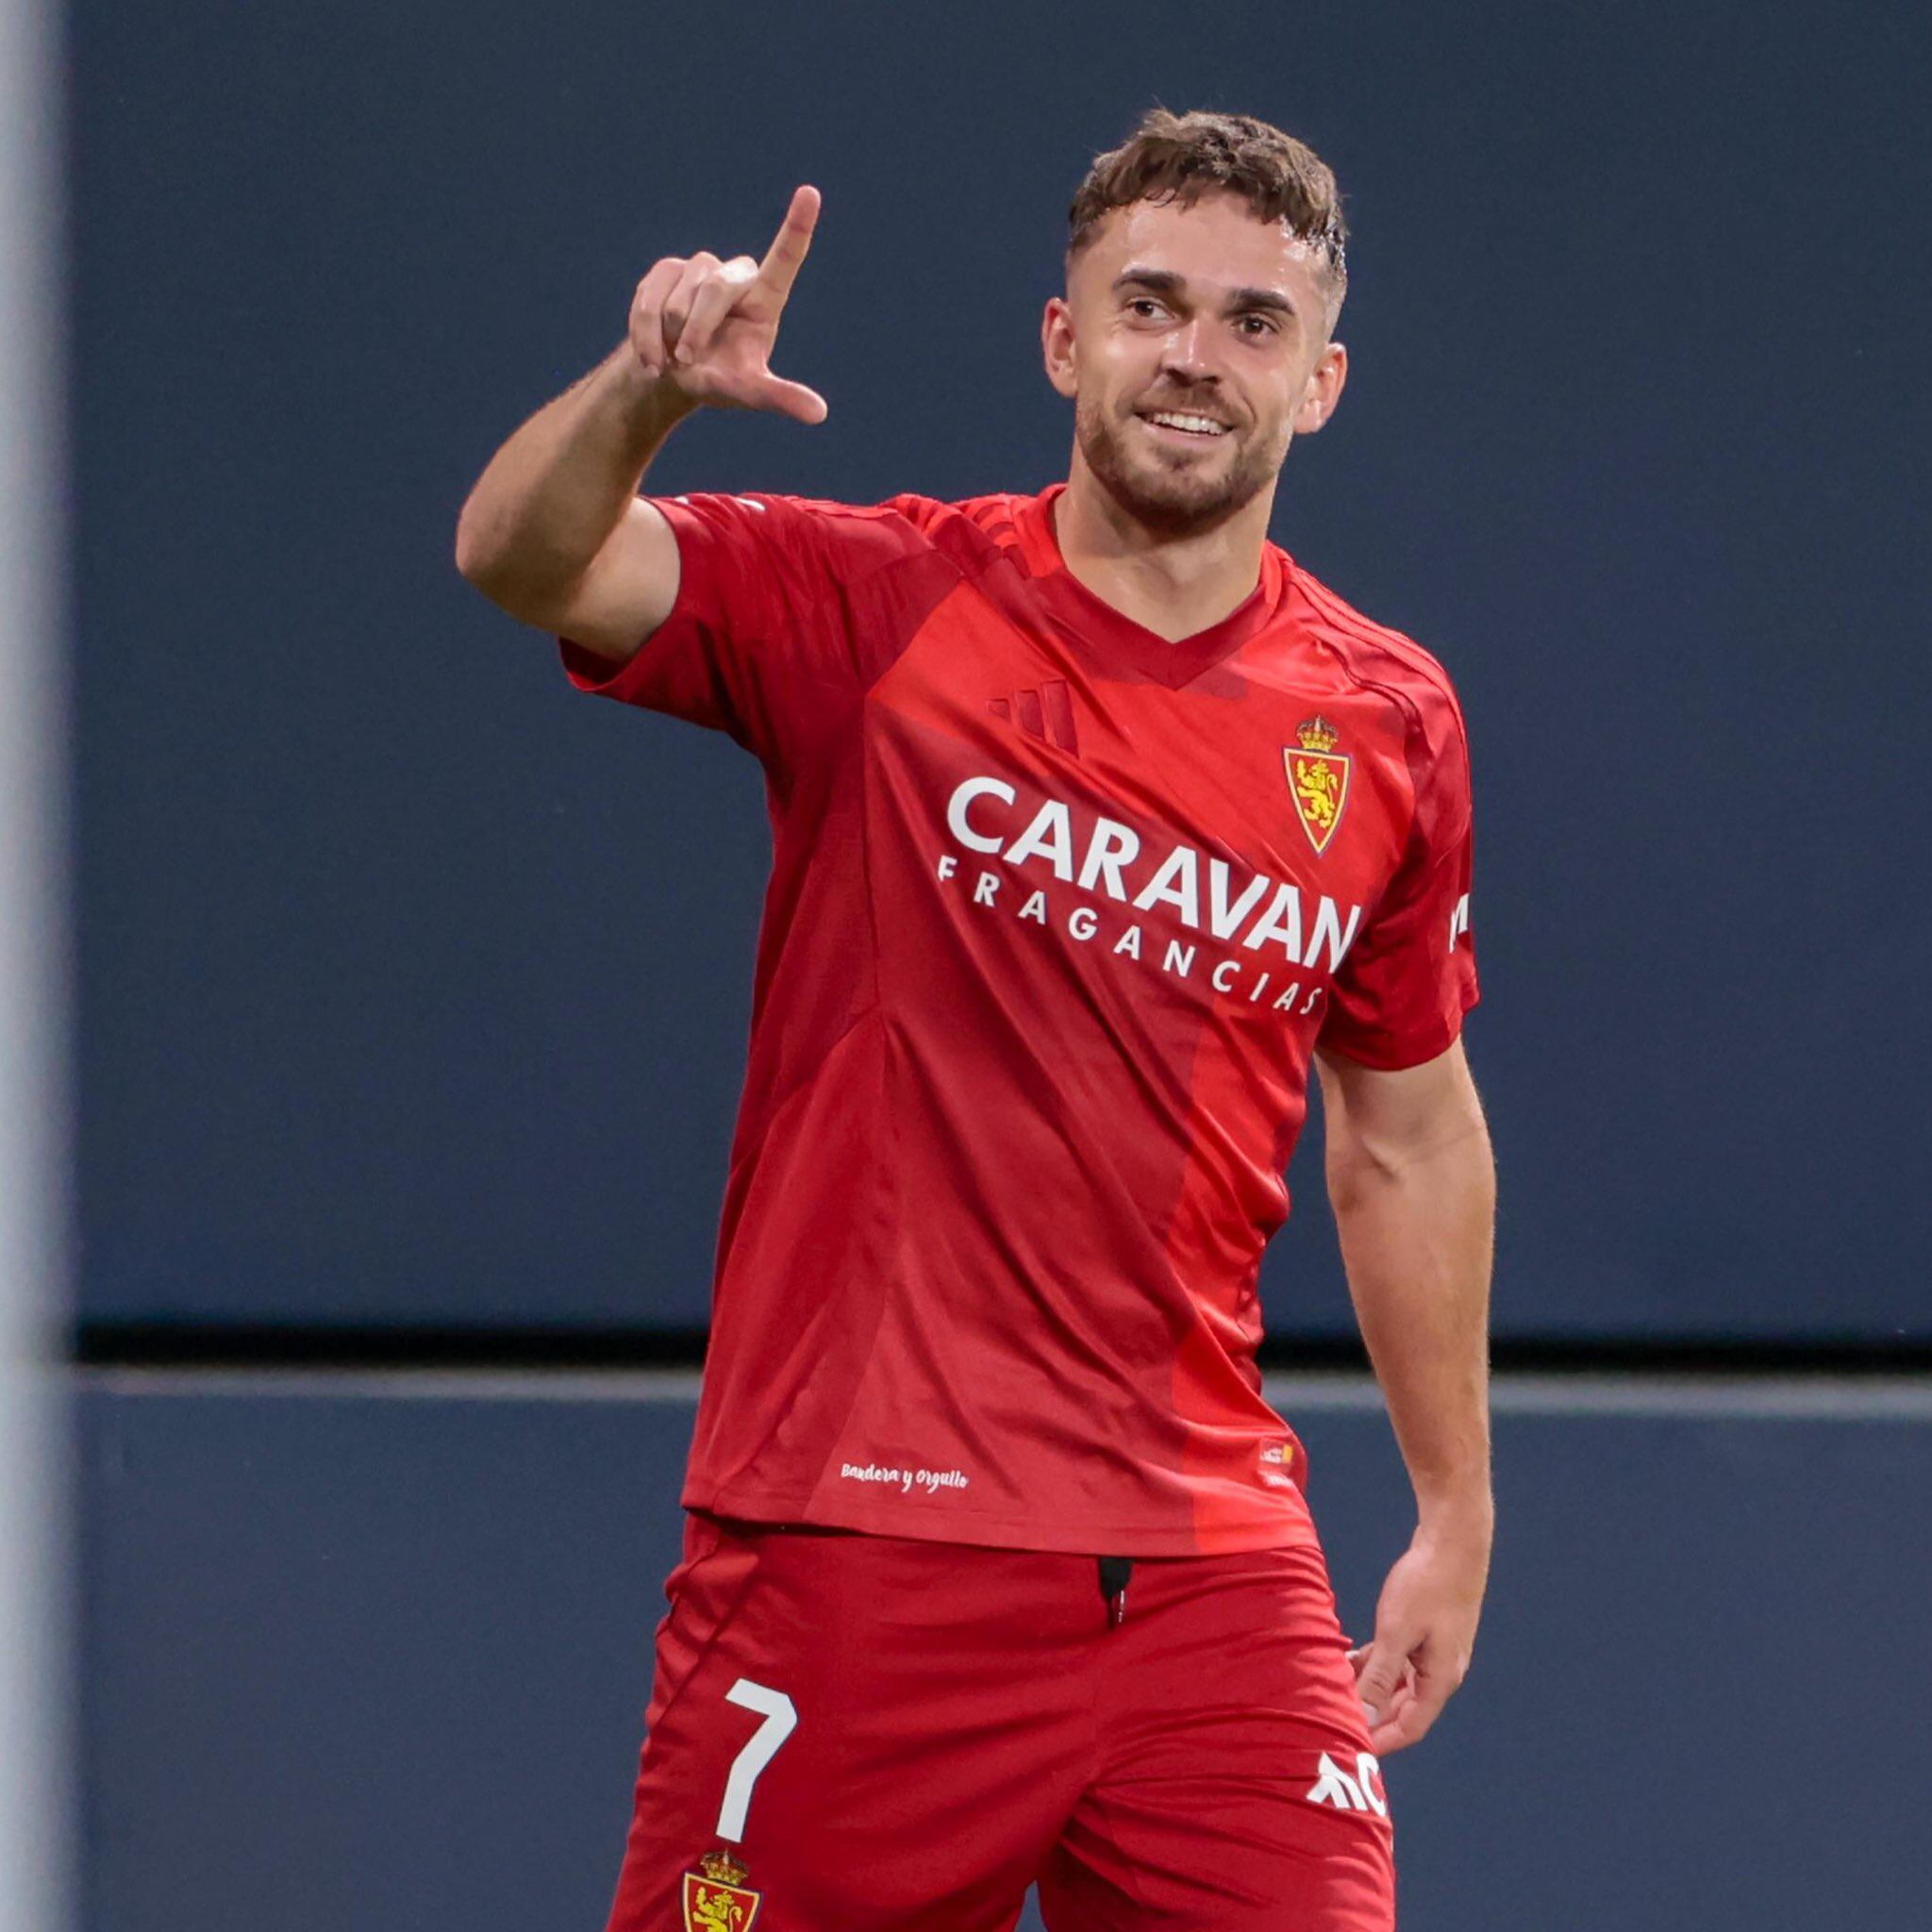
left=78, top=1379, right=1932, bottom=1931
left=68, top=10, right=1932, bottom=1930
left=71, top=0, right=1930, bottom=1341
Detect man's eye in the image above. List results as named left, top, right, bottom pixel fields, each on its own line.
left=1238, top=313, right=1279, bottom=337
left=1127, top=298, right=1165, bottom=319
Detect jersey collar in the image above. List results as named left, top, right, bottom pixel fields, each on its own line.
left=1011, top=482, right=1291, bottom=689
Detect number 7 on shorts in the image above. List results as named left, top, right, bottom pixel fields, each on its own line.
left=716, top=1679, right=797, bottom=1841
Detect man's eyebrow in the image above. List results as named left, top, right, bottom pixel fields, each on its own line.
left=1112, top=267, right=1299, bottom=320
left=1113, top=266, right=1186, bottom=297
left=1227, top=285, right=1299, bottom=320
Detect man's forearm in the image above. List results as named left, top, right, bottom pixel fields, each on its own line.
left=1327, top=1111, right=1495, bottom=1533
left=454, top=346, right=691, bottom=613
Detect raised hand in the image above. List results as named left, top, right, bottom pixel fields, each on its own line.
left=627, top=186, right=827, bottom=425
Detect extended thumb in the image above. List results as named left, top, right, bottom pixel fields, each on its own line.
left=758, top=375, right=829, bottom=426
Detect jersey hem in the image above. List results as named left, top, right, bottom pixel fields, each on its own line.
left=686, top=1481, right=1318, bottom=1558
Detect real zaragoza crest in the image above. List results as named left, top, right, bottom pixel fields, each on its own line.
left=683, top=1850, right=762, bottom=1931
left=1285, top=715, right=1350, bottom=856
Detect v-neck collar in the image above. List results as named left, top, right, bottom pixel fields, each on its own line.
left=1009, top=483, right=1290, bottom=689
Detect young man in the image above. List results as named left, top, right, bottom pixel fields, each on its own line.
left=458, top=108, right=1492, bottom=1932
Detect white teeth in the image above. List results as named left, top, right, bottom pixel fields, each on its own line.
left=1146, top=411, right=1228, bottom=435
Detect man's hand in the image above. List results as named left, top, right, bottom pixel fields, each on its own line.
left=628, top=185, right=828, bottom=425
left=1349, top=1523, right=1491, bottom=1755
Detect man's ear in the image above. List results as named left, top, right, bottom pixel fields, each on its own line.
left=1293, top=339, right=1348, bottom=435
left=1041, top=296, right=1079, bottom=400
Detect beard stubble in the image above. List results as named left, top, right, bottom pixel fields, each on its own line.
left=1074, top=391, right=1287, bottom=538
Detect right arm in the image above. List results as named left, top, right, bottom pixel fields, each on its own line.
left=454, top=186, right=828, bottom=664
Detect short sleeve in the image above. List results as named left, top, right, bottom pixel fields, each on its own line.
left=1318, top=698, right=1479, bottom=1070
left=558, top=492, right=944, bottom=775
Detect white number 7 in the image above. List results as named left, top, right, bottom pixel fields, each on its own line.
left=717, top=1678, right=798, bottom=1841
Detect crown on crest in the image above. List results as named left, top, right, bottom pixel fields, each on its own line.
left=699, top=1851, right=750, bottom=1887
left=1295, top=715, right=1340, bottom=754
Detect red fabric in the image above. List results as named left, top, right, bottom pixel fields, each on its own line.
left=562, top=486, right=1478, bottom=1557
left=604, top=1517, right=1395, bottom=1932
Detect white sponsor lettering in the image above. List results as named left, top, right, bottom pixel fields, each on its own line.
left=1270, top=980, right=1320, bottom=1015
left=1076, top=817, right=1141, bottom=897
left=1208, top=858, right=1272, bottom=939
left=938, top=778, right=1360, bottom=969
left=839, top=1460, right=903, bottom=1485
left=935, top=872, right=1334, bottom=1010
left=839, top=1460, right=972, bottom=1497
left=1306, top=1750, right=1388, bottom=1817
left=1133, top=844, right=1199, bottom=924
left=1242, top=882, right=1302, bottom=958
left=1307, top=1752, right=1366, bottom=1810
left=1007, top=799, right=1075, bottom=879
left=934, top=774, right=1365, bottom=1010
left=1310, top=896, right=1365, bottom=974
left=947, top=776, right=1014, bottom=854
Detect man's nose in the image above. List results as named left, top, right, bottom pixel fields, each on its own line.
left=1160, top=317, right=1221, bottom=382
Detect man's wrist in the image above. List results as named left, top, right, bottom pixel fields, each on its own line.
left=603, top=346, right=702, bottom=439
left=1413, top=1483, right=1494, bottom=1545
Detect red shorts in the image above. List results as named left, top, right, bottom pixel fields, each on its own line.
left=605, top=1516, right=1394, bottom=1932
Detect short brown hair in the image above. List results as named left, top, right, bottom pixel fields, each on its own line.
left=1068, top=108, right=1348, bottom=297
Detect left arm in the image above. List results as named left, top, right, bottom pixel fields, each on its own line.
left=1315, top=1036, right=1495, bottom=1755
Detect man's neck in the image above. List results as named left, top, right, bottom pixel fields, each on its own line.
left=1052, top=457, right=1275, bottom=642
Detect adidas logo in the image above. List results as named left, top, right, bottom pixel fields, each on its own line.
left=989, top=678, right=1079, bottom=755
left=1305, top=1750, right=1388, bottom=1818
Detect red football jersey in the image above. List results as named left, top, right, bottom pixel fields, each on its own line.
left=562, top=483, right=1478, bottom=1556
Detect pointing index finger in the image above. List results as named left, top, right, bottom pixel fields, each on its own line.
left=758, top=185, right=821, bottom=300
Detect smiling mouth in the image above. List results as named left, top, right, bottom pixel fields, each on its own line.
left=1138, top=409, right=1233, bottom=441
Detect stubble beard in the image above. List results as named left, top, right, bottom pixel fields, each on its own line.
left=1075, top=391, right=1286, bottom=538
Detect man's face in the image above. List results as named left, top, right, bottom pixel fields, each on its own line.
left=1044, top=192, right=1347, bottom=534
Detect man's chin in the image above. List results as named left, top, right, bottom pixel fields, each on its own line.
left=1096, top=458, right=1256, bottom=535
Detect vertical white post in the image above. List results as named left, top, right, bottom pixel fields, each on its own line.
left=0, top=0, right=72, bottom=1926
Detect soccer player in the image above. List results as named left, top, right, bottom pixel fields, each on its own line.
left=458, top=108, right=1492, bottom=1932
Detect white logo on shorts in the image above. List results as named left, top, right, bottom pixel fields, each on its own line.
left=1306, top=1750, right=1389, bottom=1817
